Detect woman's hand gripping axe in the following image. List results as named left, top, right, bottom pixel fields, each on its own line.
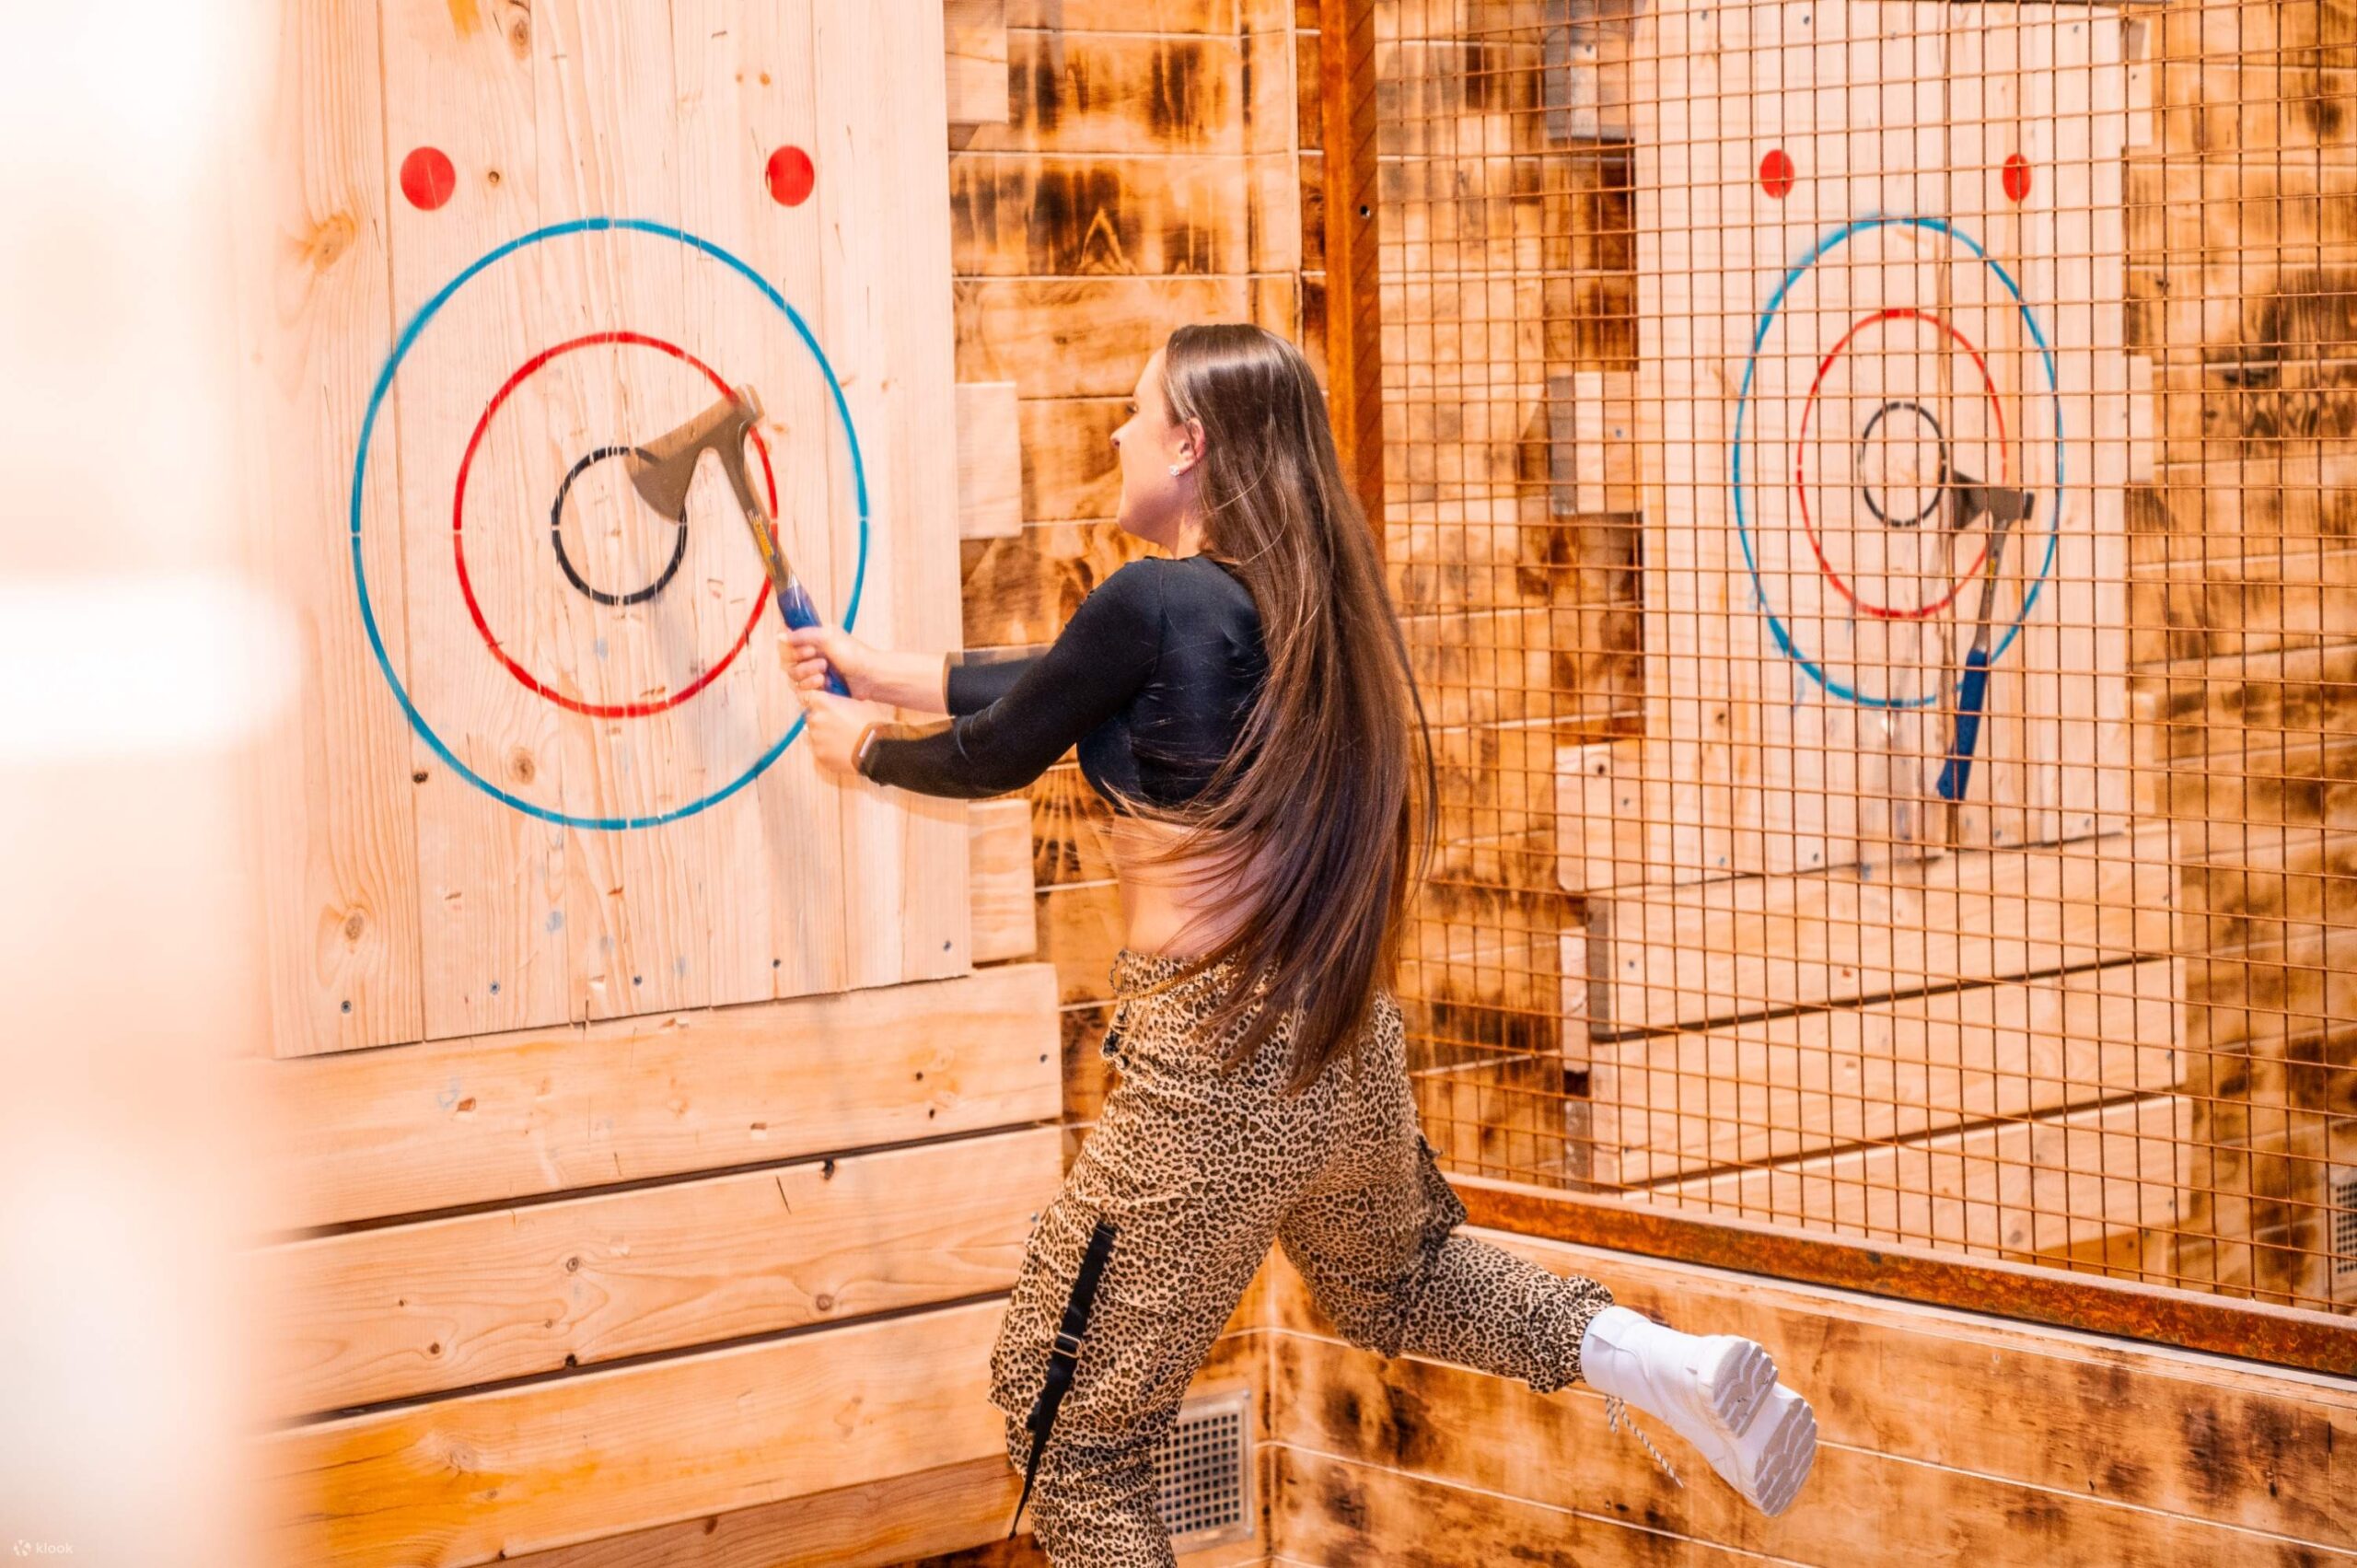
left=624, top=385, right=849, bottom=695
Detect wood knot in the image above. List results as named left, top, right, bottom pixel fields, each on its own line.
left=343, top=911, right=366, bottom=942
left=509, top=748, right=537, bottom=783
left=301, top=211, right=357, bottom=273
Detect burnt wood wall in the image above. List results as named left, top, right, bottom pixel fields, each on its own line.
left=2131, top=0, right=2357, bottom=1306
left=950, top=0, right=1317, bottom=1147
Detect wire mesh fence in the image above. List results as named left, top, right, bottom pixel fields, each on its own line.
left=1373, top=0, right=2357, bottom=1320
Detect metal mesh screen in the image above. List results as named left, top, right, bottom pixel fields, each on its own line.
left=1375, top=0, right=2356, bottom=1319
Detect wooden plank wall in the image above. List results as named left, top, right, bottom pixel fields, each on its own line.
left=948, top=0, right=1309, bottom=1154
left=1371, top=0, right=1649, bottom=1191
left=2124, top=0, right=2357, bottom=1308
left=1264, top=1203, right=2357, bottom=1564
left=249, top=965, right=1070, bottom=1567
left=235, top=4, right=1109, bottom=1562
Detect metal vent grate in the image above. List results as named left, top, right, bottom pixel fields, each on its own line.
left=2333, top=1168, right=2357, bottom=1300
left=1153, top=1386, right=1253, bottom=1551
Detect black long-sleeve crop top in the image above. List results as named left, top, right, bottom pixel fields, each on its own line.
left=855, top=552, right=1268, bottom=813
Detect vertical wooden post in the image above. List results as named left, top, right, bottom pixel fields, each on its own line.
left=1318, top=0, right=1385, bottom=538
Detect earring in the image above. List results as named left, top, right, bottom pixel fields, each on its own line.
left=1167, top=462, right=1185, bottom=476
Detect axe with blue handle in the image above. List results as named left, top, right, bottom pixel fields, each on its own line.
left=624, top=385, right=849, bottom=696
left=1935, top=470, right=2037, bottom=803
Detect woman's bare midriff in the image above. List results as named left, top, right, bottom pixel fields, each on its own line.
left=1103, top=813, right=1276, bottom=958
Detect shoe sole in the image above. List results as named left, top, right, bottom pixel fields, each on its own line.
left=1743, top=1386, right=1818, bottom=1516
left=1678, top=1342, right=1817, bottom=1516
left=1693, top=1336, right=1776, bottom=1437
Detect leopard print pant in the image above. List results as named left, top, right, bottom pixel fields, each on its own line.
left=989, top=947, right=1617, bottom=1566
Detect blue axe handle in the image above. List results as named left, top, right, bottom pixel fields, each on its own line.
left=775, top=574, right=851, bottom=697
left=737, top=495, right=851, bottom=698
left=1936, top=648, right=1992, bottom=802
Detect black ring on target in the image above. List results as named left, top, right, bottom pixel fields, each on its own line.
left=548, top=444, right=687, bottom=608
left=1853, top=401, right=1950, bottom=528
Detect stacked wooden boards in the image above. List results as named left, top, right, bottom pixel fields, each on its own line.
left=247, top=967, right=1064, bottom=1566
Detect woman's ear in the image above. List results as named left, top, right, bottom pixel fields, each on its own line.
left=1173, top=416, right=1209, bottom=476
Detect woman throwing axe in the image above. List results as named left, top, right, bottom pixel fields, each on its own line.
left=787, top=324, right=1817, bottom=1566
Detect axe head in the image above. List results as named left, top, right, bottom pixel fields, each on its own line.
left=626, top=385, right=766, bottom=523
left=1945, top=468, right=2036, bottom=532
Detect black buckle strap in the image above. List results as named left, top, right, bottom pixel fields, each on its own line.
left=1008, top=1216, right=1120, bottom=1540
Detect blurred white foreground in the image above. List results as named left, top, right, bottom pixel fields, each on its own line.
left=0, top=4, right=282, bottom=1562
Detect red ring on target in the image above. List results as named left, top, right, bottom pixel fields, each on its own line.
left=1794, top=307, right=2012, bottom=621
left=453, top=331, right=778, bottom=718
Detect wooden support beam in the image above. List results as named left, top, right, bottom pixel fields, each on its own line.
left=943, top=0, right=1010, bottom=131
left=1457, top=1178, right=2357, bottom=1376
left=261, top=1301, right=1006, bottom=1568
left=955, top=380, right=1024, bottom=540
left=968, top=796, right=1038, bottom=960
left=1592, top=827, right=2177, bottom=1033
left=257, top=1127, right=1059, bottom=1420
left=246, top=963, right=1061, bottom=1233
left=1318, top=0, right=1384, bottom=527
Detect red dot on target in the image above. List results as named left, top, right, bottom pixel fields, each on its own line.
left=766, top=145, right=816, bottom=207
left=401, top=146, right=458, bottom=212
left=1760, top=148, right=1795, bottom=200
left=2002, top=153, right=2033, bottom=203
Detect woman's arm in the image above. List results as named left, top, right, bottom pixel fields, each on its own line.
left=830, top=646, right=1042, bottom=714
left=854, top=647, right=960, bottom=714
left=945, top=647, right=1046, bottom=714
left=856, top=563, right=1163, bottom=799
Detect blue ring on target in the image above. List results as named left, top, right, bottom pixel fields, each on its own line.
left=349, top=216, right=869, bottom=830
left=1732, top=214, right=2063, bottom=709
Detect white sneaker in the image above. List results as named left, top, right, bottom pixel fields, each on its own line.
left=1578, top=1305, right=1818, bottom=1516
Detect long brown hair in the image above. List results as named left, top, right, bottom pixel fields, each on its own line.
left=1112, top=322, right=1437, bottom=1095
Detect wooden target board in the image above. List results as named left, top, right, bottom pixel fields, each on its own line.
left=1632, top=0, right=2132, bottom=883
left=240, top=1, right=964, bottom=1053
